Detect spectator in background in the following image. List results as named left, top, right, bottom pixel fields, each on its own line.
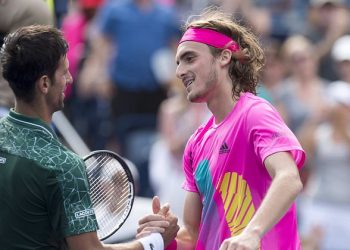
left=242, top=0, right=309, bottom=41
left=80, top=0, right=181, bottom=196
left=276, top=35, right=329, bottom=134
left=298, top=82, right=350, bottom=250
left=331, top=35, right=350, bottom=87
left=0, top=0, right=53, bottom=33
left=62, top=0, right=105, bottom=87
left=257, top=39, right=286, bottom=105
left=297, top=36, right=350, bottom=249
left=61, top=0, right=110, bottom=151
left=0, top=0, right=53, bottom=118
left=305, top=0, right=350, bottom=81
left=53, top=0, right=70, bottom=28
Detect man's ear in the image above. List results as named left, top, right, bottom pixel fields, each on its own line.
left=219, top=49, right=233, bottom=66
left=37, top=75, right=50, bottom=94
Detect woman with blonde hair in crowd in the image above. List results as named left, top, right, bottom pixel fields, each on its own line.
left=276, top=35, right=329, bottom=134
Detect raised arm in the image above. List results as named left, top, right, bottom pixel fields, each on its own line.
left=220, top=151, right=303, bottom=250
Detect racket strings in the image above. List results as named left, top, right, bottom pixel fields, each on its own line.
left=85, top=153, right=134, bottom=240
left=86, top=156, right=130, bottom=202
left=95, top=194, right=131, bottom=231
left=90, top=184, right=130, bottom=214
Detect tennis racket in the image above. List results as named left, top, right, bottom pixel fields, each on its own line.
left=83, top=150, right=135, bottom=241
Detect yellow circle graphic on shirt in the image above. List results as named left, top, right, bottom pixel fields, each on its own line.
left=217, top=172, right=255, bottom=236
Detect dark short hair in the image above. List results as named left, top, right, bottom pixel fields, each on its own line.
left=0, top=25, right=68, bottom=102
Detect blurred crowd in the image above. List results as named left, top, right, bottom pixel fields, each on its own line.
left=1, top=0, right=350, bottom=249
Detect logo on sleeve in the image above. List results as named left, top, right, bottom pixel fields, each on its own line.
left=0, top=157, right=6, bottom=164
left=219, top=142, right=230, bottom=154
left=149, top=243, right=154, bottom=250
left=74, top=208, right=95, bottom=219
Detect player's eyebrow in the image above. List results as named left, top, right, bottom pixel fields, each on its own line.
left=176, top=51, right=195, bottom=65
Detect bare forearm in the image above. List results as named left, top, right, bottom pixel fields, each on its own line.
left=176, top=192, right=202, bottom=250
left=244, top=173, right=302, bottom=238
left=67, top=235, right=143, bottom=250
left=101, top=241, right=143, bottom=250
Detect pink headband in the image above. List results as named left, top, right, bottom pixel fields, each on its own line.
left=179, top=27, right=240, bottom=52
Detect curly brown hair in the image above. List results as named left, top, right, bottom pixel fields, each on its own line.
left=183, top=7, right=265, bottom=99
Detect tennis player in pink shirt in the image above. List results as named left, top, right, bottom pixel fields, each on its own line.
left=138, top=7, right=305, bottom=250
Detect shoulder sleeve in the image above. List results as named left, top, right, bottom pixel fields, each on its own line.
left=182, top=134, right=199, bottom=193
left=246, top=100, right=306, bottom=170
left=46, top=155, right=98, bottom=238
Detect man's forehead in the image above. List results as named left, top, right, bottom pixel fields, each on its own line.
left=176, top=41, right=209, bottom=59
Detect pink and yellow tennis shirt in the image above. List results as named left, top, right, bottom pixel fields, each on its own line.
left=183, top=92, right=306, bottom=250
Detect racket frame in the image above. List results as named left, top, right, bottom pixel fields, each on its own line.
left=83, top=150, right=135, bottom=241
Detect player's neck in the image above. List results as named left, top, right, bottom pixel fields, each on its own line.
left=14, top=100, right=52, bottom=124
left=207, top=77, right=237, bottom=124
left=208, top=93, right=236, bottom=125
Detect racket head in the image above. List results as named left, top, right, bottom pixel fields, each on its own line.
left=83, top=150, right=135, bottom=241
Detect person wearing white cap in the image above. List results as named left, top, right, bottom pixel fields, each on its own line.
left=332, top=35, right=350, bottom=89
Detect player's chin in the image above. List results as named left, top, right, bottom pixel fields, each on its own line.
left=188, top=93, right=205, bottom=103
left=187, top=92, right=196, bottom=102
left=56, top=101, right=65, bottom=112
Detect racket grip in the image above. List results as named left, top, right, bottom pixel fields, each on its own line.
left=165, top=239, right=177, bottom=250
left=138, top=233, right=164, bottom=250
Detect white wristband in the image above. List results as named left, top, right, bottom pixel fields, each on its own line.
left=138, top=233, right=164, bottom=250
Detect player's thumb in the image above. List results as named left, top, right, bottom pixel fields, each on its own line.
left=152, top=196, right=161, bottom=214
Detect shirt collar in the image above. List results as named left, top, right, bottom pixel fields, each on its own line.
left=7, top=108, right=58, bottom=140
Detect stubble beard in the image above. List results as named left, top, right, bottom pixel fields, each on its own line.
left=188, top=63, right=218, bottom=103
